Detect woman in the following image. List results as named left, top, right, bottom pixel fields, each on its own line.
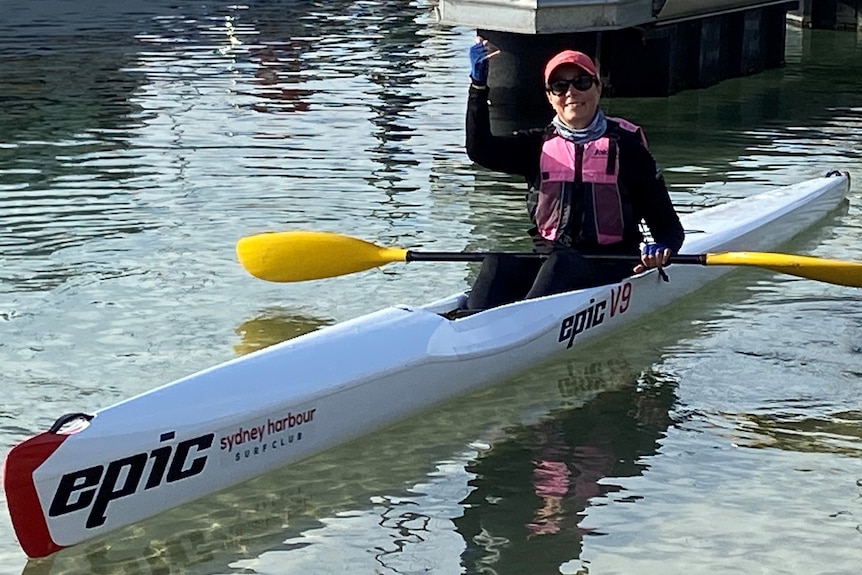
left=465, top=42, right=685, bottom=310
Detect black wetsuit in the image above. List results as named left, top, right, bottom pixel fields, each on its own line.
left=464, top=85, right=685, bottom=309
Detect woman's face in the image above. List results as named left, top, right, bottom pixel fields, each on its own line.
left=545, top=63, right=601, bottom=129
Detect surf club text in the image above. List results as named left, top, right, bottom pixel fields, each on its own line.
left=558, top=282, right=632, bottom=349
left=219, top=408, right=316, bottom=461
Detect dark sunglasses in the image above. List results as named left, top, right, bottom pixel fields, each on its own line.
left=547, top=75, right=597, bottom=95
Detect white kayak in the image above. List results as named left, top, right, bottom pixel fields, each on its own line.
left=4, top=171, right=851, bottom=558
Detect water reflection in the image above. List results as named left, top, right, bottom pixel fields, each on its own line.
left=220, top=3, right=317, bottom=117
left=233, top=308, right=333, bottom=356
left=244, top=44, right=312, bottom=115
left=730, top=409, right=862, bottom=455
left=457, top=370, right=678, bottom=575
left=0, top=40, right=154, bottom=291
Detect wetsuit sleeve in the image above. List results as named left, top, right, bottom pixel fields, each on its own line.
left=465, top=85, right=542, bottom=179
left=620, top=140, right=685, bottom=254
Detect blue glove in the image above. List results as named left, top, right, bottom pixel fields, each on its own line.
left=638, top=242, right=672, bottom=281
left=469, top=41, right=489, bottom=85
left=641, top=242, right=669, bottom=257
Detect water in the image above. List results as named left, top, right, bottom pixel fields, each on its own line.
left=1, top=2, right=861, bottom=573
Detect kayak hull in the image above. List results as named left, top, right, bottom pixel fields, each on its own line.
left=4, top=172, right=850, bottom=558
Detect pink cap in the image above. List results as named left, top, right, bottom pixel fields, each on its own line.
left=543, top=50, right=598, bottom=84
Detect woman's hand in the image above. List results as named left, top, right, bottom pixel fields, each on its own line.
left=469, top=37, right=490, bottom=85
left=633, top=242, right=671, bottom=273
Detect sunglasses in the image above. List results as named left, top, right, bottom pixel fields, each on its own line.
left=547, top=75, right=597, bottom=95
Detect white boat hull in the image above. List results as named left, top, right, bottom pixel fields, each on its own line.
left=3, top=172, right=850, bottom=558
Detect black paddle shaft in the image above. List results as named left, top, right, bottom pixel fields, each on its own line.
left=405, top=250, right=707, bottom=265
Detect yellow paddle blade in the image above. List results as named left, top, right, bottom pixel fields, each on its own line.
left=705, top=252, right=862, bottom=288
left=236, top=231, right=408, bottom=282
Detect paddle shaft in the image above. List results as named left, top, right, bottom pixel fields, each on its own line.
left=405, top=251, right=706, bottom=264
left=404, top=250, right=860, bottom=287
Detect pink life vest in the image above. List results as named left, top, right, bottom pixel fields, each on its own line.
left=530, top=118, right=645, bottom=246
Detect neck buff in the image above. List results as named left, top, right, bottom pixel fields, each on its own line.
left=552, top=108, right=607, bottom=144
